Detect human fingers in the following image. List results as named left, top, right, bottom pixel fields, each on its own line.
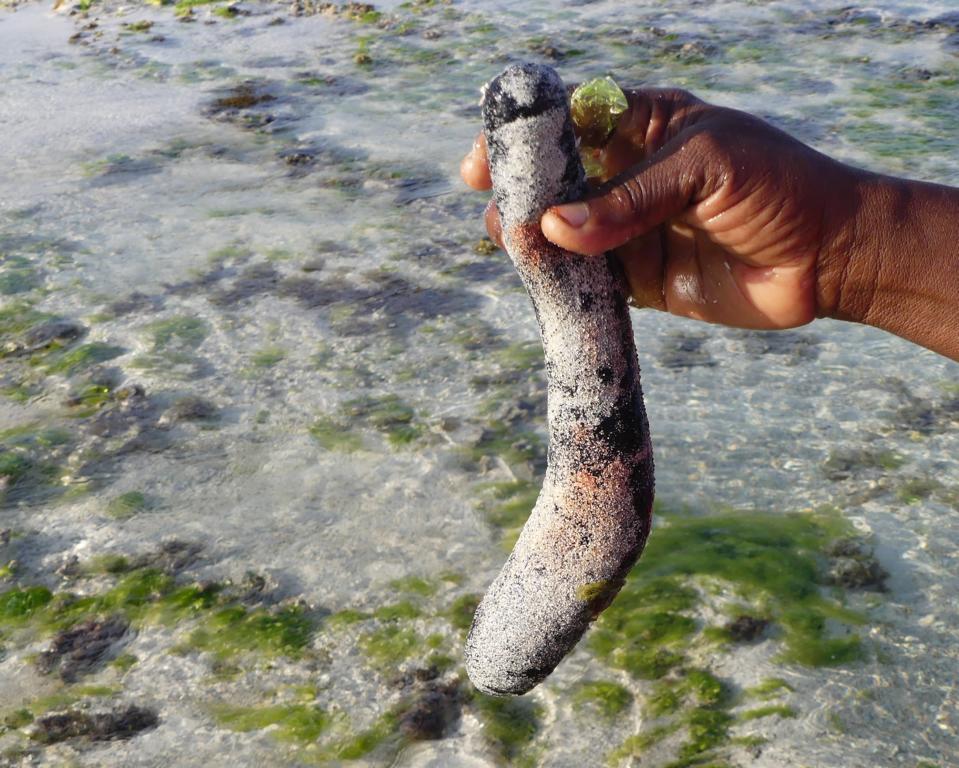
left=596, top=88, right=707, bottom=179
left=461, top=133, right=492, bottom=190
left=541, top=131, right=715, bottom=256
left=616, top=231, right=667, bottom=312
left=484, top=199, right=505, bottom=249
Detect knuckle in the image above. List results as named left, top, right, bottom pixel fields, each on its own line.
left=688, top=126, right=723, bottom=158
left=608, top=175, right=648, bottom=220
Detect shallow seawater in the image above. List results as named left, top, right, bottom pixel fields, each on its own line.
left=1, top=0, right=958, bottom=766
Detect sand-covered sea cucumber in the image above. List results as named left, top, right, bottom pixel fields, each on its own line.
left=464, top=63, right=655, bottom=696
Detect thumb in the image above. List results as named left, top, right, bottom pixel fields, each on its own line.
left=541, top=139, right=709, bottom=256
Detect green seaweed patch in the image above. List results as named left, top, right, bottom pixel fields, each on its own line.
left=251, top=346, right=286, bottom=368
left=316, top=710, right=401, bottom=762
left=6, top=563, right=252, bottom=643
left=121, top=19, right=154, bottom=33
left=446, top=593, right=480, bottom=631
left=85, top=554, right=131, bottom=575
left=0, top=688, right=128, bottom=742
left=0, top=304, right=53, bottom=344
left=464, top=422, right=545, bottom=475
left=309, top=416, right=363, bottom=452
left=359, top=625, right=420, bottom=667
left=0, top=257, right=41, bottom=296
left=743, top=677, right=794, bottom=700
left=593, top=507, right=868, bottom=675
left=897, top=477, right=942, bottom=504
left=821, top=448, right=905, bottom=480
left=0, top=426, right=73, bottom=503
left=174, top=0, right=228, bottom=13
left=37, top=342, right=124, bottom=376
left=777, top=603, right=863, bottom=666
left=64, top=381, right=116, bottom=415
left=388, top=576, right=437, bottom=597
left=340, top=394, right=424, bottom=447
left=470, top=693, right=542, bottom=766
left=110, top=653, right=138, bottom=673
left=0, top=586, right=53, bottom=623
left=737, top=704, right=796, bottom=722
left=475, top=480, right=539, bottom=550
left=480, top=480, right=538, bottom=531
left=684, top=669, right=726, bottom=707
left=373, top=601, right=421, bottom=621
left=607, top=723, right=680, bottom=765
left=2, top=709, right=33, bottom=730
left=571, top=680, right=633, bottom=720
left=38, top=569, right=174, bottom=630
left=644, top=668, right=728, bottom=719
left=148, top=316, right=209, bottom=352
left=647, top=679, right=682, bottom=717
left=106, top=491, right=149, bottom=519
left=0, top=451, right=34, bottom=489
left=213, top=702, right=331, bottom=743
left=152, top=583, right=223, bottom=625
left=678, top=706, right=733, bottom=765
left=613, top=688, right=734, bottom=766
left=589, top=578, right=697, bottom=680
left=495, top=340, right=543, bottom=372
left=187, top=604, right=313, bottom=660
left=1, top=380, right=39, bottom=403
left=326, top=608, right=370, bottom=628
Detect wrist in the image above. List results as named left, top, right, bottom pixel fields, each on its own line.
left=814, top=166, right=892, bottom=325
left=817, top=168, right=959, bottom=359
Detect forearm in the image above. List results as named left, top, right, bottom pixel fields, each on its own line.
left=823, top=171, right=959, bottom=361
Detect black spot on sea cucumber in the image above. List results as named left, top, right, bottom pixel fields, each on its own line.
left=594, top=391, right=646, bottom=461
left=482, top=64, right=569, bottom=130
left=596, top=366, right=613, bottom=385
left=578, top=291, right=595, bottom=311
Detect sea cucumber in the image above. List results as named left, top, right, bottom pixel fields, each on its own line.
left=464, top=63, right=655, bottom=696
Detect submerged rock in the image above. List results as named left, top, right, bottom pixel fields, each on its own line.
left=130, top=540, right=203, bottom=575
left=398, top=681, right=462, bottom=741
left=23, top=320, right=86, bottom=351
left=163, top=395, right=218, bottom=423
left=724, top=614, right=769, bottom=643
left=209, top=263, right=279, bottom=306
left=828, top=556, right=887, bottom=591
left=31, top=705, right=158, bottom=744
left=37, top=615, right=130, bottom=682
left=2, top=319, right=86, bottom=358
left=107, top=292, right=164, bottom=317
left=826, top=538, right=888, bottom=591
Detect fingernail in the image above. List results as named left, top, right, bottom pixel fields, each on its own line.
left=553, top=202, right=589, bottom=228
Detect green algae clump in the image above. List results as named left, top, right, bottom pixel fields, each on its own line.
left=571, top=680, right=633, bottom=719
left=471, top=694, right=542, bottom=766
left=0, top=586, right=53, bottom=623
left=738, top=704, right=797, bottom=722
left=187, top=604, right=313, bottom=659
left=591, top=507, right=867, bottom=677
left=41, top=342, right=124, bottom=375
left=106, top=491, right=148, bottom=519
left=213, top=703, right=331, bottom=743
left=447, top=593, right=480, bottom=631
left=359, top=625, right=420, bottom=667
